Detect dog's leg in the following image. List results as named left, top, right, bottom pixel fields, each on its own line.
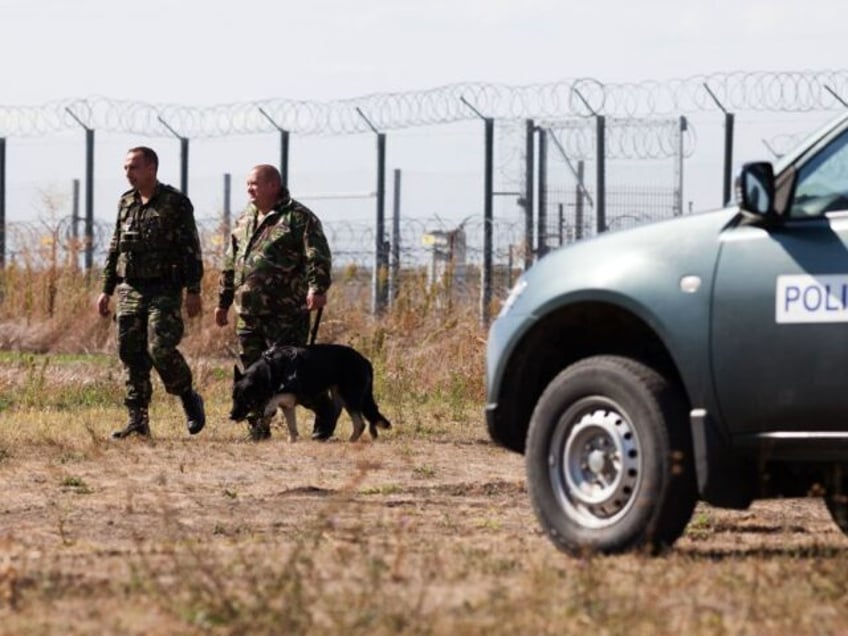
left=348, top=411, right=366, bottom=442
left=281, top=406, right=298, bottom=442
left=265, top=394, right=299, bottom=442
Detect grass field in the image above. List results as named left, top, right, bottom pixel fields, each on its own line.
left=1, top=267, right=848, bottom=634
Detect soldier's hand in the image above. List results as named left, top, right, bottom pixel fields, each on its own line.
left=306, top=289, right=327, bottom=311
left=185, top=292, right=202, bottom=318
left=214, top=307, right=229, bottom=327
left=96, top=293, right=111, bottom=317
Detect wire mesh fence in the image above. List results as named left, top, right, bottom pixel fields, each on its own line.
left=3, top=71, right=848, bottom=320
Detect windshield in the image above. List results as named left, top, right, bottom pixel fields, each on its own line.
left=774, top=112, right=848, bottom=176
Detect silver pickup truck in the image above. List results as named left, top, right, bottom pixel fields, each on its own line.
left=486, top=112, right=848, bottom=554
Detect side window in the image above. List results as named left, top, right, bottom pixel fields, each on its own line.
left=789, top=129, right=848, bottom=218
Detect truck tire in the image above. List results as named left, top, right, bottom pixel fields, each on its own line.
left=525, top=355, right=696, bottom=555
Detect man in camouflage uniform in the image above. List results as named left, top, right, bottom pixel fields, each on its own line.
left=97, top=146, right=206, bottom=439
left=215, top=164, right=333, bottom=441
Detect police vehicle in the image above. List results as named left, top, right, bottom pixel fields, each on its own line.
left=486, top=112, right=848, bottom=554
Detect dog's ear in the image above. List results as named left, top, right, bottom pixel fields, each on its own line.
left=233, top=365, right=244, bottom=382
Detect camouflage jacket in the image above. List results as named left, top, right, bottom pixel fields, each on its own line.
left=101, top=183, right=204, bottom=295
left=217, top=196, right=332, bottom=317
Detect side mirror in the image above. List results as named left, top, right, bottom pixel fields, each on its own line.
left=737, top=162, right=775, bottom=216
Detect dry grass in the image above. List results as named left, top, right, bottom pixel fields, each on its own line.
left=1, top=265, right=848, bottom=634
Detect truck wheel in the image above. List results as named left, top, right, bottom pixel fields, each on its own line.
left=525, top=355, right=696, bottom=555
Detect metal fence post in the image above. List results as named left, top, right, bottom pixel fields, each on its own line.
left=537, top=128, right=548, bottom=257
left=223, top=173, right=231, bottom=235
left=575, top=160, right=585, bottom=240
left=596, top=115, right=606, bottom=233
left=704, top=83, right=734, bottom=206
left=376, top=131, right=388, bottom=312
left=459, top=97, right=494, bottom=325
left=158, top=115, right=189, bottom=195
left=524, top=119, right=534, bottom=270
left=258, top=108, right=290, bottom=188
left=65, top=107, right=96, bottom=272
left=355, top=108, right=388, bottom=314
left=389, top=168, right=401, bottom=305
left=674, top=116, right=688, bottom=216
left=482, top=116, right=493, bottom=326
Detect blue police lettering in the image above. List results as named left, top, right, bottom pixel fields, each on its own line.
left=776, top=275, right=848, bottom=323
left=803, top=286, right=821, bottom=311
left=784, top=282, right=848, bottom=312
left=824, top=284, right=843, bottom=311
left=784, top=286, right=800, bottom=312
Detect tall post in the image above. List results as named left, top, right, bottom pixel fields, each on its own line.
left=547, top=129, right=593, bottom=242
left=179, top=137, right=189, bottom=195
left=482, top=117, right=494, bottom=326
left=571, top=90, right=605, bottom=234
left=723, top=113, right=734, bottom=206
left=0, top=138, right=5, bottom=269
left=355, top=107, right=388, bottom=314
left=223, top=173, right=232, bottom=235
left=558, top=203, right=564, bottom=245
left=71, top=178, right=80, bottom=269
left=389, top=168, right=401, bottom=304
left=459, top=96, right=494, bottom=325
left=524, top=119, right=535, bottom=270
left=72, top=179, right=80, bottom=240
left=537, top=128, right=548, bottom=258
left=596, top=115, right=606, bottom=234
left=674, top=116, right=687, bottom=216
left=65, top=107, right=96, bottom=271
left=280, top=129, right=290, bottom=188
left=575, top=160, right=585, bottom=240
left=85, top=129, right=95, bottom=270
left=704, top=83, right=735, bottom=207
left=258, top=107, right=290, bottom=187
left=375, top=132, right=388, bottom=312
left=157, top=115, right=189, bottom=194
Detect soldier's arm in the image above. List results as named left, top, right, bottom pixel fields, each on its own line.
left=100, top=208, right=122, bottom=295
left=179, top=196, right=204, bottom=294
left=217, top=230, right=237, bottom=311
left=303, top=212, right=332, bottom=294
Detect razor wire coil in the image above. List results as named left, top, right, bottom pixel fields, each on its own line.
left=2, top=71, right=847, bottom=139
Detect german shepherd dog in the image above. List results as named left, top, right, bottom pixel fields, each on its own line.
left=230, top=344, right=392, bottom=442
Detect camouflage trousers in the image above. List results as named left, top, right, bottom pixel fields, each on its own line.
left=235, top=310, right=310, bottom=369
left=116, top=282, right=193, bottom=408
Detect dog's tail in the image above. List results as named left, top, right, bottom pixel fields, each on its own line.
left=363, top=388, right=391, bottom=435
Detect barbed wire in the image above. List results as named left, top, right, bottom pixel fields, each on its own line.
left=1, top=215, right=528, bottom=271
left=542, top=117, right=696, bottom=160
left=2, top=71, right=847, bottom=139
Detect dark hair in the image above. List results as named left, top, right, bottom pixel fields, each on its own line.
left=128, top=146, right=159, bottom=170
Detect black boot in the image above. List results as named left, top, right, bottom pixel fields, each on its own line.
left=181, top=390, right=206, bottom=435
left=247, top=416, right=272, bottom=441
left=111, top=406, right=150, bottom=439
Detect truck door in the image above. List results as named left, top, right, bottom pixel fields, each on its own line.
left=711, top=126, right=848, bottom=434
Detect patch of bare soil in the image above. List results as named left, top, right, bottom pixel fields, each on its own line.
left=1, top=420, right=847, bottom=634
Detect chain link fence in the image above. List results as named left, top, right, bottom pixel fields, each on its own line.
left=3, top=71, right=848, bottom=319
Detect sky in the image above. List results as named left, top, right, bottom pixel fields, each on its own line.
left=1, top=0, right=847, bottom=256
left=3, top=0, right=847, bottom=103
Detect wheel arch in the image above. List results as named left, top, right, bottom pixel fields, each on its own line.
left=488, top=300, right=687, bottom=453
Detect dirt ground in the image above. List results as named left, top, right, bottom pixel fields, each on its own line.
left=1, top=410, right=848, bottom=635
